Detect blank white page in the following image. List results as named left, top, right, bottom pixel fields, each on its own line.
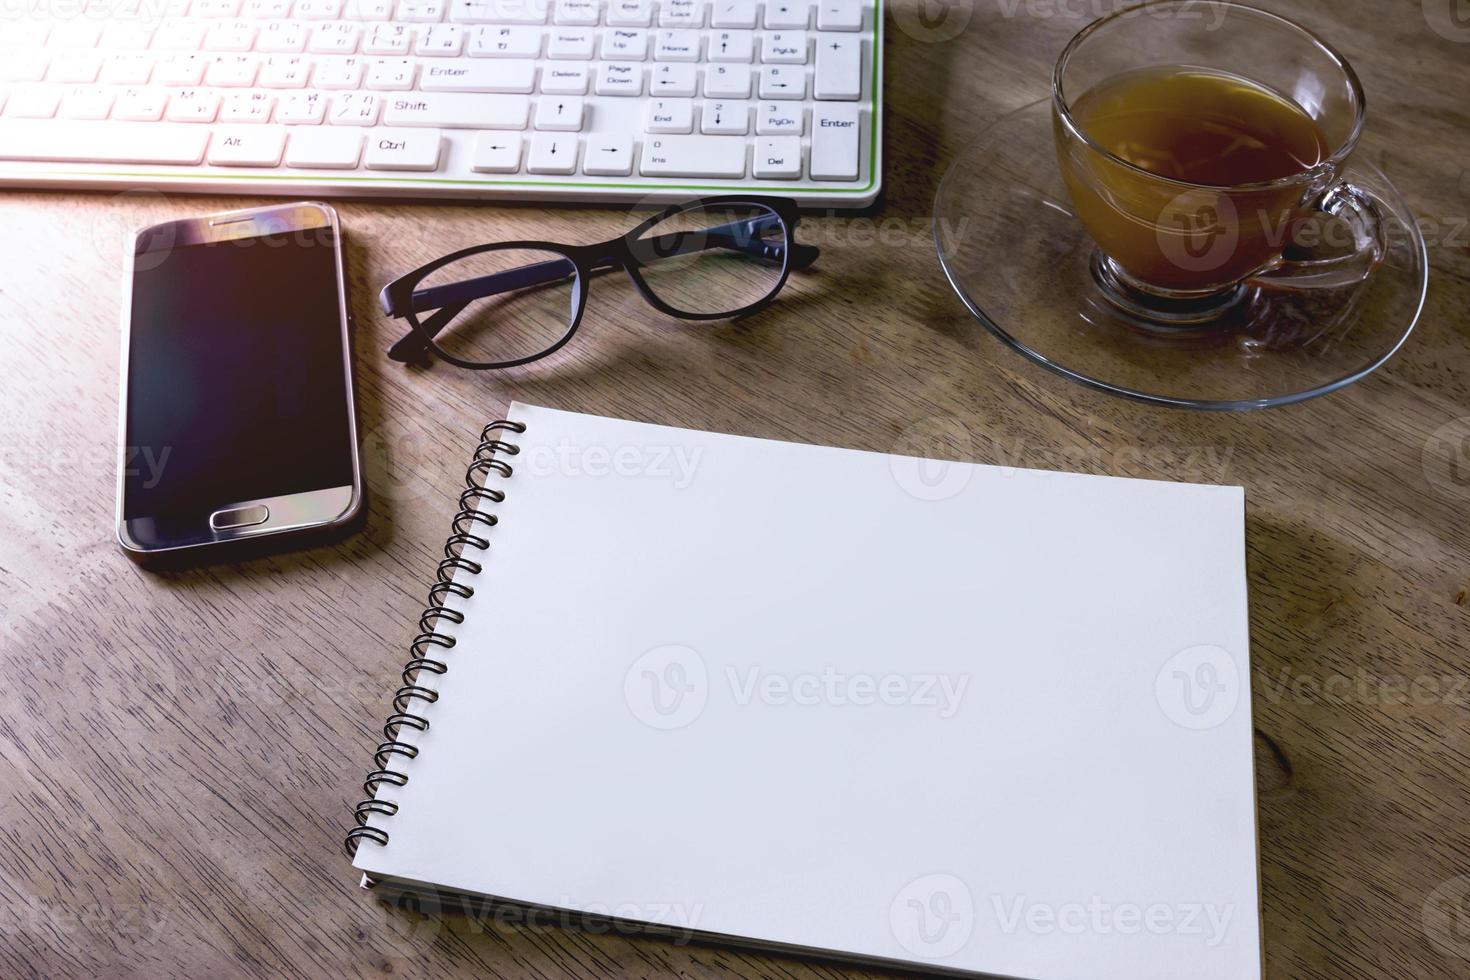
left=354, top=403, right=1260, bottom=980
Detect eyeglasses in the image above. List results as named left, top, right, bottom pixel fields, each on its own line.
left=380, top=196, right=819, bottom=370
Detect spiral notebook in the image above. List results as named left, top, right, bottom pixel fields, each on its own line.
left=346, top=403, right=1261, bottom=980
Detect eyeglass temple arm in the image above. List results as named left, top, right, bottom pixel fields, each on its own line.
left=385, top=215, right=817, bottom=361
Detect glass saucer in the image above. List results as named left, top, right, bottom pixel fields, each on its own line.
left=934, top=99, right=1428, bottom=410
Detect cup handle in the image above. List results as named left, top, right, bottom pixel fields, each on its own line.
left=1248, top=182, right=1387, bottom=292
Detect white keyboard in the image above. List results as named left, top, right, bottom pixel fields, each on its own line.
left=0, top=0, right=882, bottom=206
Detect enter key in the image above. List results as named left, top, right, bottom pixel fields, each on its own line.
left=810, top=103, right=860, bottom=181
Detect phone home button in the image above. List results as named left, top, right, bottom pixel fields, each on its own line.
left=210, top=504, right=270, bottom=531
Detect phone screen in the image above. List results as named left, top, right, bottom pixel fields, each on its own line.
left=124, top=228, right=354, bottom=523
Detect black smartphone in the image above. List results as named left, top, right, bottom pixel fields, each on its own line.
left=115, top=202, right=363, bottom=560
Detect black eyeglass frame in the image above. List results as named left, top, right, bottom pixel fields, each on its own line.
left=379, top=195, right=819, bottom=370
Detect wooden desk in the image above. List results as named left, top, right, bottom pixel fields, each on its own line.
left=2, top=2, right=1467, bottom=977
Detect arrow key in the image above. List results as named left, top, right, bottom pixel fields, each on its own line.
left=534, top=95, right=586, bottom=131
left=472, top=132, right=524, bottom=172
left=583, top=134, right=634, bottom=176
left=528, top=131, right=579, bottom=173
left=758, top=64, right=806, bottom=100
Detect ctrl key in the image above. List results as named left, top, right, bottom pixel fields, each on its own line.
left=365, top=129, right=443, bottom=171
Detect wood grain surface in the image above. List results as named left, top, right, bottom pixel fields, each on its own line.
left=2, top=1, right=1468, bottom=977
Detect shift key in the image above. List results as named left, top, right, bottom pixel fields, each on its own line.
left=811, top=104, right=860, bottom=181
left=382, top=93, right=530, bottom=129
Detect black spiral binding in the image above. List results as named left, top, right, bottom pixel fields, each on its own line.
left=344, top=419, right=526, bottom=858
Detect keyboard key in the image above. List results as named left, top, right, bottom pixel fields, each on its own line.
left=753, top=135, right=801, bottom=178
left=222, top=91, right=277, bottom=122
left=708, top=29, right=754, bottom=62
left=363, top=24, right=413, bottom=54
left=756, top=101, right=802, bottom=134
left=607, top=0, right=653, bottom=26
left=451, top=0, right=549, bottom=23
left=310, top=23, right=362, bottom=54
left=472, top=132, right=523, bottom=171
left=703, top=63, right=751, bottom=98
left=541, top=64, right=590, bottom=93
left=761, top=31, right=807, bottom=64
left=365, top=127, right=443, bottom=168
left=100, top=54, right=156, bottom=86
left=420, top=59, right=536, bottom=92
left=330, top=92, right=383, bottom=124
left=247, top=0, right=297, bottom=16
left=546, top=28, right=595, bottom=59
left=655, top=29, right=701, bottom=61
left=639, top=134, right=744, bottom=177
left=299, top=0, right=346, bottom=17
left=154, top=23, right=207, bottom=51
left=115, top=88, right=170, bottom=122
left=649, top=62, right=696, bottom=96
left=382, top=91, right=529, bottom=127
left=810, top=102, right=858, bottom=180
left=527, top=132, right=577, bottom=173
left=367, top=58, right=417, bottom=89
left=814, top=35, right=861, bottom=100
left=0, top=120, right=210, bottom=164
left=101, top=23, right=156, bottom=50
left=286, top=126, right=365, bottom=166
left=2, top=51, right=50, bottom=84
left=207, top=55, right=261, bottom=87
left=196, top=0, right=245, bottom=15
left=710, top=0, right=756, bottom=28
left=166, top=90, right=222, bottom=122
left=701, top=100, right=748, bottom=134
left=209, top=126, right=288, bottom=165
left=582, top=133, right=633, bottom=175
left=534, top=95, right=585, bottom=130
left=314, top=57, right=367, bottom=88
left=602, top=29, right=649, bottom=60
left=49, top=23, right=103, bottom=47
left=470, top=25, right=543, bottom=56
left=399, top=0, right=448, bottom=21
left=205, top=20, right=258, bottom=52
left=816, top=0, right=863, bottom=30
left=758, top=65, right=804, bottom=99
left=49, top=53, right=103, bottom=84
left=645, top=98, right=693, bottom=133
left=277, top=91, right=330, bottom=123
left=594, top=62, right=641, bottom=95
left=416, top=25, right=467, bottom=55
left=261, top=56, right=312, bottom=88
left=554, top=0, right=600, bottom=25
left=58, top=87, right=114, bottom=121
left=764, top=0, right=810, bottom=28
left=259, top=22, right=310, bottom=52
left=158, top=55, right=208, bottom=86
left=659, top=0, right=704, bottom=27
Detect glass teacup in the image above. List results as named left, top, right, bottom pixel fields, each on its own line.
left=1053, top=1, right=1390, bottom=324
